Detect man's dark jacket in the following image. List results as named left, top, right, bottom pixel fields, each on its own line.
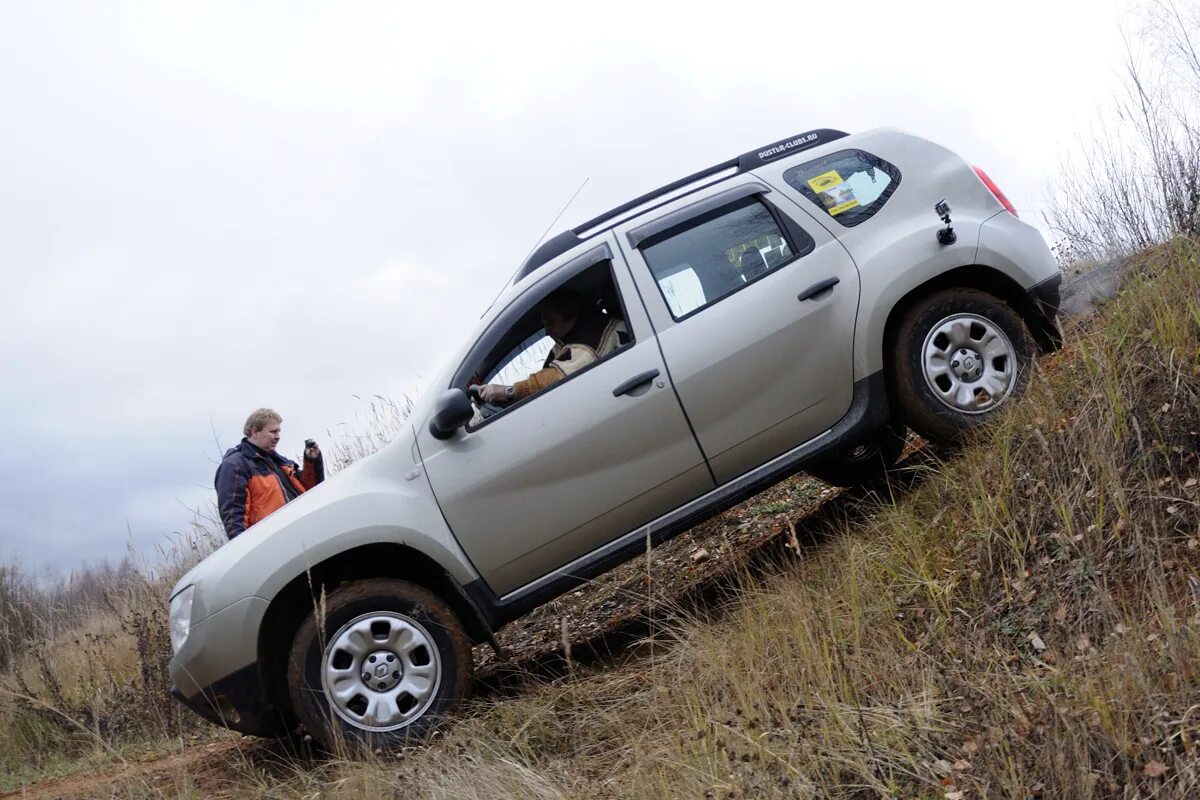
left=215, top=439, right=325, bottom=539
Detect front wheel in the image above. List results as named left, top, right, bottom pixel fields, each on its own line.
left=286, top=578, right=473, bottom=752
left=889, top=288, right=1035, bottom=444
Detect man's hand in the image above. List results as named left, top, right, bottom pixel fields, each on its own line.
left=304, top=441, right=321, bottom=461
left=479, top=383, right=511, bottom=404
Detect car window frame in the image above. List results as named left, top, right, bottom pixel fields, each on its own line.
left=782, top=148, right=902, bottom=228
left=635, top=193, right=816, bottom=324
left=451, top=253, right=637, bottom=432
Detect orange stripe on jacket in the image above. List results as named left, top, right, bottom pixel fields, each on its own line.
left=243, top=471, right=310, bottom=529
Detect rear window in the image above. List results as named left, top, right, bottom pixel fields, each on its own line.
left=783, top=149, right=901, bottom=227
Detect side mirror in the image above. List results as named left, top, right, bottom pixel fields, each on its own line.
left=428, top=389, right=474, bottom=440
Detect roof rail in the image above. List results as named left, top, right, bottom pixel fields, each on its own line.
left=511, top=128, right=848, bottom=284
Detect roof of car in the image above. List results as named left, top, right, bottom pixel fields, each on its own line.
left=511, top=128, right=849, bottom=285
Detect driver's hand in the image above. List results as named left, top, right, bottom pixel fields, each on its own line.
left=479, top=384, right=510, bottom=404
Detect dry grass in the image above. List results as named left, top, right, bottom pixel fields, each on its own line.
left=0, top=522, right=223, bottom=786
left=3, top=240, right=1198, bottom=798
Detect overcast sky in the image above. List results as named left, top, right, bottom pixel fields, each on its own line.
left=1, top=0, right=1134, bottom=574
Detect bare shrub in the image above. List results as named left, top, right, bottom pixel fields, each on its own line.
left=1050, top=0, right=1200, bottom=262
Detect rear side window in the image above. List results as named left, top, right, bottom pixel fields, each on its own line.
left=783, top=149, right=901, bottom=227
left=641, top=197, right=814, bottom=321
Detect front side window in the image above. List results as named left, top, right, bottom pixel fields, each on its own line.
left=454, top=260, right=633, bottom=427
left=641, top=197, right=813, bottom=321
left=783, top=149, right=901, bottom=227
left=486, top=330, right=555, bottom=387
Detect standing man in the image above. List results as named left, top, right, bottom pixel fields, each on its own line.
left=215, top=408, right=325, bottom=540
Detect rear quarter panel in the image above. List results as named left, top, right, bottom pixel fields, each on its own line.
left=762, top=128, right=1016, bottom=380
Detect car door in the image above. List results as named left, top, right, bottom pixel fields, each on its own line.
left=415, top=242, right=713, bottom=597
left=616, top=180, right=861, bottom=483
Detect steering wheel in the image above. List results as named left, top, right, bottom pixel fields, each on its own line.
left=468, top=383, right=516, bottom=407
left=467, top=384, right=510, bottom=420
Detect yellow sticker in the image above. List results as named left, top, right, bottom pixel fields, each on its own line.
left=828, top=199, right=861, bottom=216
left=807, top=170, right=844, bottom=193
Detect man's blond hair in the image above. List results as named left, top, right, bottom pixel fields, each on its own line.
left=244, top=408, right=282, bottom=437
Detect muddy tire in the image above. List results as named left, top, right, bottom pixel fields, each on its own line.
left=286, top=578, right=473, bottom=752
left=889, top=288, right=1034, bottom=444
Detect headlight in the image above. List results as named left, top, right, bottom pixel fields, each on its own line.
left=169, top=585, right=195, bottom=654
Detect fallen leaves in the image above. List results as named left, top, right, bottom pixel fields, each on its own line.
left=1142, top=759, right=1169, bottom=777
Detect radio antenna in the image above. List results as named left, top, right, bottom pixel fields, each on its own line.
left=482, top=177, right=590, bottom=316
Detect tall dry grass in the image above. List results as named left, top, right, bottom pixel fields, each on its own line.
left=0, top=520, right=224, bottom=786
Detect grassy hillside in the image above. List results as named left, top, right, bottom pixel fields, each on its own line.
left=2, top=238, right=1198, bottom=798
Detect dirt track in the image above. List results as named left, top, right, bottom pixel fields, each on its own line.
left=0, top=739, right=254, bottom=800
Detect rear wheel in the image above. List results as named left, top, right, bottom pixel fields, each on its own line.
left=286, top=578, right=473, bottom=752
left=890, top=288, right=1034, bottom=443
left=807, top=423, right=908, bottom=488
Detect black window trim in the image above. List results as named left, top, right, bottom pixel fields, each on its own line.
left=451, top=251, right=636, bottom=432
left=782, top=148, right=902, bottom=228
left=636, top=194, right=816, bottom=324
left=626, top=181, right=772, bottom=249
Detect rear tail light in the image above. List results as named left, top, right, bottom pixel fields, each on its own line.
left=973, top=166, right=1018, bottom=217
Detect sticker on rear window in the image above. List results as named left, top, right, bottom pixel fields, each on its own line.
left=784, top=149, right=902, bottom=227
left=806, top=170, right=843, bottom=193
left=828, top=199, right=861, bottom=216
left=821, top=183, right=860, bottom=216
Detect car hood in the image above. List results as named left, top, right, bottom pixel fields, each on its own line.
left=170, top=425, right=474, bottom=623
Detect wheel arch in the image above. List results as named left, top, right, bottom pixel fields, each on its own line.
left=881, top=265, right=1059, bottom=373
left=255, top=542, right=492, bottom=731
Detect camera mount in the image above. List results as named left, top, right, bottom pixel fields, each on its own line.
left=934, top=199, right=956, bottom=246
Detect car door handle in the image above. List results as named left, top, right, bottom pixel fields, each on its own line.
left=797, top=276, right=840, bottom=301
left=612, top=369, right=660, bottom=397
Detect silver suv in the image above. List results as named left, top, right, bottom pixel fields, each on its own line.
left=168, top=127, right=1062, bottom=748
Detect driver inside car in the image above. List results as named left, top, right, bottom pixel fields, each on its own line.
left=475, top=287, right=628, bottom=412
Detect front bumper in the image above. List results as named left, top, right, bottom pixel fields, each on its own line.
left=170, top=661, right=285, bottom=736
left=168, top=595, right=286, bottom=737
